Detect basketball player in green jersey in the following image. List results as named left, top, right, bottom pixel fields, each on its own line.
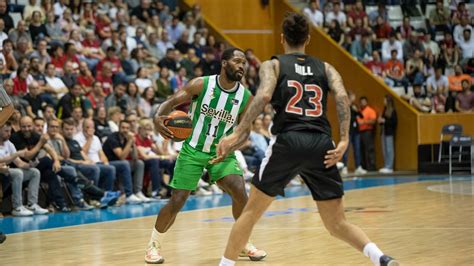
left=145, top=48, right=266, bottom=264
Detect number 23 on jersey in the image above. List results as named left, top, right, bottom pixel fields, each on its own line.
left=285, top=80, right=323, bottom=117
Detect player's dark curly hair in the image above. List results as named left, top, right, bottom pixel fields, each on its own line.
left=282, top=12, right=309, bottom=47
left=221, top=47, right=244, bottom=61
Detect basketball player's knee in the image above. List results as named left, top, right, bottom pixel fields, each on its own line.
left=324, top=220, right=346, bottom=237
left=169, top=194, right=188, bottom=213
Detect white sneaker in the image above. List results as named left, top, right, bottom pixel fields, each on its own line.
left=12, top=206, right=34, bottom=216
left=195, top=187, right=212, bottom=196
left=209, top=184, right=223, bottom=194
left=126, top=194, right=143, bottom=204
left=240, top=242, right=267, bottom=261
left=135, top=192, right=152, bottom=203
left=27, top=203, right=49, bottom=215
left=379, top=168, right=394, bottom=174
left=145, top=241, right=165, bottom=264
left=355, top=166, right=367, bottom=175
left=341, top=167, right=348, bottom=175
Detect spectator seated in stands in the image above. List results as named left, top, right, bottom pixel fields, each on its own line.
left=402, top=83, right=432, bottom=112
left=325, top=2, right=347, bottom=29
left=351, top=32, right=372, bottom=62
left=10, top=116, right=70, bottom=212
left=403, top=32, right=425, bottom=62
left=303, top=0, right=324, bottom=28
left=429, top=0, right=451, bottom=33
left=0, top=123, right=48, bottom=216
left=427, top=67, right=449, bottom=96
left=384, top=49, right=409, bottom=93
left=455, top=79, right=474, bottom=112
left=457, top=28, right=474, bottom=64
left=364, top=51, right=384, bottom=78
left=102, top=120, right=148, bottom=204
left=448, top=65, right=473, bottom=92
left=405, top=49, right=425, bottom=85
left=381, top=32, right=403, bottom=62
left=135, top=118, right=175, bottom=199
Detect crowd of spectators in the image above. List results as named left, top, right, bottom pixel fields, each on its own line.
left=0, top=0, right=269, bottom=216
left=303, top=0, right=473, bottom=113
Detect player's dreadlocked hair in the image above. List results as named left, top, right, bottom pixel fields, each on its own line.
left=282, top=12, right=309, bottom=47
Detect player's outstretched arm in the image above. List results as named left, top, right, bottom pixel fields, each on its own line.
left=324, top=62, right=350, bottom=168
left=154, top=78, right=204, bottom=139
left=211, top=59, right=278, bottom=164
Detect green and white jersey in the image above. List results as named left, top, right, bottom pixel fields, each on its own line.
left=185, top=75, right=252, bottom=154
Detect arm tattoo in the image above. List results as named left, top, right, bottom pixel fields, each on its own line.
left=233, top=60, right=278, bottom=145
left=325, top=63, right=350, bottom=141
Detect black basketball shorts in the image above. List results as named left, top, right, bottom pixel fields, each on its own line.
left=251, top=131, right=344, bottom=201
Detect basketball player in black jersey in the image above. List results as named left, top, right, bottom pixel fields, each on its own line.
left=212, top=13, right=398, bottom=266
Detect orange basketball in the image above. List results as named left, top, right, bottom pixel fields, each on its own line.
left=164, top=110, right=193, bottom=142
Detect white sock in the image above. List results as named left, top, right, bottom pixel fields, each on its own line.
left=149, top=228, right=164, bottom=246
left=363, top=242, right=384, bottom=266
left=219, top=256, right=236, bottom=266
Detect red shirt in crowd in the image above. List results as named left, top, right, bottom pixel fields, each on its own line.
left=95, top=74, right=113, bottom=95
left=135, top=134, right=154, bottom=160
left=364, top=60, right=385, bottom=77
left=96, top=57, right=122, bottom=74
left=78, top=74, right=94, bottom=89
left=12, top=76, right=27, bottom=96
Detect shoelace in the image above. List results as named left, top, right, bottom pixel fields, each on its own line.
left=148, top=242, right=162, bottom=257
left=246, top=243, right=258, bottom=252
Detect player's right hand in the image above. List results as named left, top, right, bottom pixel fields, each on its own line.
left=324, top=140, right=348, bottom=168
left=154, top=115, right=174, bottom=140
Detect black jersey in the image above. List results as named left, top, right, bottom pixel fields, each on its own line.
left=270, top=53, right=332, bottom=136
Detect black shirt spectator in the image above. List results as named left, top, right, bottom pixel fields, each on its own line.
left=0, top=2, right=14, bottom=34
left=381, top=107, right=397, bottom=136
left=102, top=132, right=125, bottom=161
left=65, top=138, right=84, bottom=161
left=10, top=131, right=41, bottom=152
left=61, top=72, right=78, bottom=90
left=57, top=86, right=87, bottom=119
left=130, top=2, right=158, bottom=23
left=158, top=49, right=177, bottom=72
left=29, top=23, right=49, bottom=44
left=94, top=118, right=112, bottom=141
left=24, top=92, right=47, bottom=116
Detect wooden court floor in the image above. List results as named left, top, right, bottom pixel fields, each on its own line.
left=0, top=181, right=473, bottom=265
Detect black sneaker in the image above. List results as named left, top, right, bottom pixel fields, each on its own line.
left=0, top=232, right=6, bottom=244
left=380, top=255, right=399, bottom=266
left=58, top=205, right=72, bottom=212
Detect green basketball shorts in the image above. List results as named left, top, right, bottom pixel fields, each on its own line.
left=171, top=143, right=243, bottom=190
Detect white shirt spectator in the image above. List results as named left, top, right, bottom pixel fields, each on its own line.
left=426, top=75, right=449, bottom=92
left=0, top=140, right=17, bottom=158
left=135, top=78, right=153, bottom=93
left=0, top=31, right=8, bottom=49
left=457, top=36, right=474, bottom=59
left=381, top=39, right=403, bottom=62
left=74, top=132, right=102, bottom=164
left=45, top=76, right=68, bottom=98
left=53, top=2, right=67, bottom=18
left=157, top=40, right=174, bottom=57
left=303, top=7, right=324, bottom=27
left=453, top=24, right=473, bottom=44
left=423, top=40, right=440, bottom=56
left=326, top=11, right=346, bottom=27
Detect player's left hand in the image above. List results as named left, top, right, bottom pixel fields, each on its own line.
left=209, top=133, right=239, bottom=164
left=324, top=140, right=349, bottom=168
